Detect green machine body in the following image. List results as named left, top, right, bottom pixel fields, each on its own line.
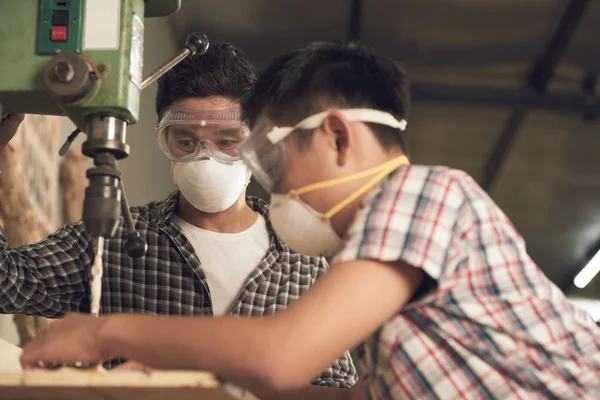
left=0, top=0, right=181, bottom=131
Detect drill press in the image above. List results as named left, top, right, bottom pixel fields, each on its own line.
left=0, top=1, right=209, bottom=319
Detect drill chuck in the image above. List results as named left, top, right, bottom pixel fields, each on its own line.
left=83, top=157, right=122, bottom=239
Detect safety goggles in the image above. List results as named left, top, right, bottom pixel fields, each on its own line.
left=156, top=107, right=250, bottom=163
left=235, top=108, right=407, bottom=191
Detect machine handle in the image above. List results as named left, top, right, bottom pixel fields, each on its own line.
left=118, top=163, right=148, bottom=258
left=141, top=32, right=209, bottom=90
left=58, top=128, right=81, bottom=156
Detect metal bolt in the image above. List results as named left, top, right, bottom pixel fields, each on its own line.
left=53, top=61, right=75, bottom=83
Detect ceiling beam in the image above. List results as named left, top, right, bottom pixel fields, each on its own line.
left=530, top=0, right=593, bottom=92
left=480, top=0, right=592, bottom=192
left=411, top=82, right=599, bottom=116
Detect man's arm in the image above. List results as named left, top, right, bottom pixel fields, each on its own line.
left=21, top=258, right=424, bottom=393
left=0, top=222, right=93, bottom=316
left=0, top=114, right=93, bottom=317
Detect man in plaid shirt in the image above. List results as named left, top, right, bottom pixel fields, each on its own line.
left=0, top=42, right=356, bottom=387
left=21, top=42, right=600, bottom=399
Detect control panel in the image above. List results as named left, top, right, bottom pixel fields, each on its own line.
left=38, top=0, right=84, bottom=55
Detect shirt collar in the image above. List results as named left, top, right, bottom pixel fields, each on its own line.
left=156, top=191, right=288, bottom=252
left=156, top=191, right=180, bottom=225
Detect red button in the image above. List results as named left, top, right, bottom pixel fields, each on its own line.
left=50, top=26, right=68, bottom=42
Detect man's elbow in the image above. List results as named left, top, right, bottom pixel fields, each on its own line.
left=252, top=347, right=311, bottom=392
left=255, top=358, right=306, bottom=392
left=246, top=318, right=324, bottom=392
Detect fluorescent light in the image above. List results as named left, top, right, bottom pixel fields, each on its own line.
left=574, top=249, right=600, bottom=289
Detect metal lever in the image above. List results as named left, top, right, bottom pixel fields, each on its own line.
left=58, top=128, right=81, bottom=156
left=119, top=171, right=148, bottom=258
left=141, top=32, right=209, bottom=90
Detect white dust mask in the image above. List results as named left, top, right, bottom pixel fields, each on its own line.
left=268, top=155, right=409, bottom=257
left=269, top=193, right=343, bottom=258
left=172, top=155, right=249, bottom=213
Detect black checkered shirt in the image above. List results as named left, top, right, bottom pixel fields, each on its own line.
left=0, top=192, right=357, bottom=387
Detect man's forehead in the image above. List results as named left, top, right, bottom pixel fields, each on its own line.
left=172, top=96, right=241, bottom=113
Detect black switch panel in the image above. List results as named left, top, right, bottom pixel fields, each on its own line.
left=52, top=10, right=69, bottom=26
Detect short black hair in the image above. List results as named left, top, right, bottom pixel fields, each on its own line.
left=156, top=41, right=256, bottom=117
left=241, top=42, right=410, bottom=151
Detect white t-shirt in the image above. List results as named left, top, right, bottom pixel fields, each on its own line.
left=172, top=214, right=270, bottom=316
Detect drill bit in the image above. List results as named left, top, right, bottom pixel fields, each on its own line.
left=82, top=236, right=107, bottom=372
left=90, top=236, right=105, bottom=317
left=34, top=237, right=107, bottom=371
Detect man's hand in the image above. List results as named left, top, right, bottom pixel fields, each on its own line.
left=20, top=313, right=113, bottom=369
left=0, top=113, right=25, bottom=153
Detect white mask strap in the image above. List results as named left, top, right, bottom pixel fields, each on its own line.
left=266, top=108, right=407, bottom=144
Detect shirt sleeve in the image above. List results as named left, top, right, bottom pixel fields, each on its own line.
left=307, top=257, right=359, bottom=388
left=334, top=166, right=468, bottom=282
left=310, top=350, right=358, bottom=388
left=0, top=221, right=94, bottom=317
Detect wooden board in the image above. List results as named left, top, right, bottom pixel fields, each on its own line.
left=0, top=369, right=243, bottom=400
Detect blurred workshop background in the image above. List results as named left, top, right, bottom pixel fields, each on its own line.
left=1, top=0, right=599, bottom=342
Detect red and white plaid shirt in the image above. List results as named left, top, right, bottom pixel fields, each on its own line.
left=334, top=165, right=600, bottom=399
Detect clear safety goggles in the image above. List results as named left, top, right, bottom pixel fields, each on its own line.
left=236, top=108, right=407, bottom=191
left=156, top=107, right=250, bottom=163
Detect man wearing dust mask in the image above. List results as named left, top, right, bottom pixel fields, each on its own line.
left=0, top=42, right=356, bottom=387
left=159, top=107, right=251, bottom=217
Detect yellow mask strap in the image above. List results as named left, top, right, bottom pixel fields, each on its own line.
left=288, top=155, right=410, bottom=221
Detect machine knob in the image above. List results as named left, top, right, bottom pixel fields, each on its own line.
left=185, top=32, right=209, bottom=56
left=53, top=61, right=75, bottom=83
left=124, top=232, right=148, bottom=259
left=44, top=53, right=95, bottom=103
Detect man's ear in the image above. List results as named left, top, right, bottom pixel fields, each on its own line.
left=322, top=111, right=352, bottom=166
